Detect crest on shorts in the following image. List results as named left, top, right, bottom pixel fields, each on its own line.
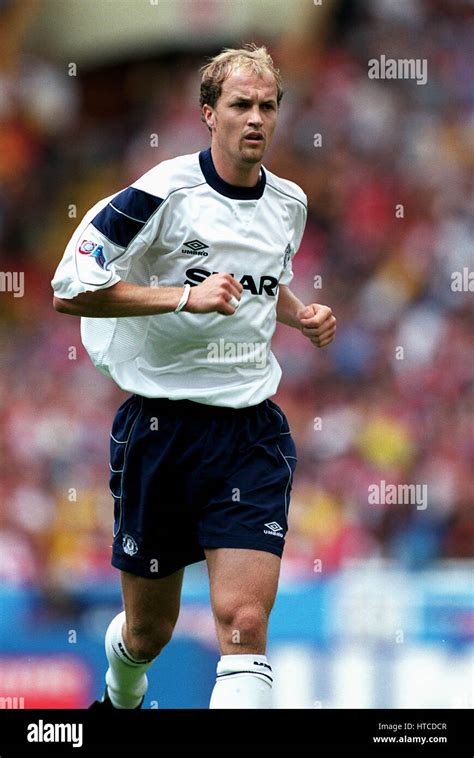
left=283, top=244, right=292, bottom=269
left=122, top=534, right=138, bottom=556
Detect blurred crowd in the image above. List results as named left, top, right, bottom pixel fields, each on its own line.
left=0, top=0, right=472, bottom=588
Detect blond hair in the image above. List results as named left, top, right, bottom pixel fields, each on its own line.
left=199, top=43, right=283, bottom=125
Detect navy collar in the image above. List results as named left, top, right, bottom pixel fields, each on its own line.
left=199, top=148, right=266, bottom=200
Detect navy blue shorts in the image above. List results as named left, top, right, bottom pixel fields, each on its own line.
left=109, top=394, right=297, bottom=578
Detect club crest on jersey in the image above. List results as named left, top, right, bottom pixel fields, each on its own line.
left=184, top=267, right=279, bottom=296
left=78, top=239, right=106, bottom=269
left=283, top=244, right=292, bottom=269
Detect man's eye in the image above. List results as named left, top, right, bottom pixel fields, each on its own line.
left=263, top=103, right=275, bottom=110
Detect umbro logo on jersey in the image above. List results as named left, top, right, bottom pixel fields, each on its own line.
left=182, top=239, right=209, bottom=256
left=263, top=521, right=284, bottom=537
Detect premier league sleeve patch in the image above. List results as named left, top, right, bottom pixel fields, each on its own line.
left=78, top=239, right=106, bottom=269
left=75, top=232, right=116, bottom=286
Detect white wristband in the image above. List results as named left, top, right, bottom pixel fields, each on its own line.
left=174, top=283, right=191, bottom=313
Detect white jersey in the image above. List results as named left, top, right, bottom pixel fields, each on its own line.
left=51, top=149, right=307, bottom=408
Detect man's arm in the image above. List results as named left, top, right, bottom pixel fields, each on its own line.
left=276, top=284, right=305, bottom=330
left=53, top=280, right=183, bottom=317
left=276, top=284, right=336, bottom=348
left=53, top=274, right=243, bottom=317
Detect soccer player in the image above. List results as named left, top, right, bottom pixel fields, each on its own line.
left=51, top=44, right=336, bottom=709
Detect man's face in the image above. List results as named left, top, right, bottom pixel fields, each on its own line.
left=204, top=68, right=279, bottom=166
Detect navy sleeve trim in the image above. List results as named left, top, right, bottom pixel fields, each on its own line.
left=91, top=187, right=165, bottom=248
left=112, top=187, right=165, bottom=222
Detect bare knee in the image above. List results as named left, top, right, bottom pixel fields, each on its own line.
left=213, top=601, right=269, bottom=650
left=124, top=619, right=175, bottom=660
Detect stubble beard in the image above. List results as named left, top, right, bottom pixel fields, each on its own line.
left=239, top=141, right=266, bottom=165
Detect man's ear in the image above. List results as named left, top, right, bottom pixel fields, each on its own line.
left=202, top=104, right=215, bottom=129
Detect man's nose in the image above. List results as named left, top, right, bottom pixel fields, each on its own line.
left=248, top=106, right=263, bottom=127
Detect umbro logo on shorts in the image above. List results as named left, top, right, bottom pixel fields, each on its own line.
left=263, top=522, right=284, bottom=537
left=181, top=239, right=209, bottom=256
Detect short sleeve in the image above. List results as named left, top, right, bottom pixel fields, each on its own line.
left=279, top=199, right=307, bottom=286
left=51, top=186, right=165, bottom=300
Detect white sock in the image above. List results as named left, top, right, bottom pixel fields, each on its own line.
left=209, top=654, right=273, bottom=709
left=104, top=611, right=155, bottom=709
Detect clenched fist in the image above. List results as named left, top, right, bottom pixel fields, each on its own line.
left=185, top=273, right=243, bottom=316
left=297, top=304, right=336, bottom=347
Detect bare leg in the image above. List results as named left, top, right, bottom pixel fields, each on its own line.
left=205, top=548, right=281, bottom=708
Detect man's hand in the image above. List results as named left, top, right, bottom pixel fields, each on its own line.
left=185, top=273, right=243, bottom=316
left=297, top=303, right=336, bottom=347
